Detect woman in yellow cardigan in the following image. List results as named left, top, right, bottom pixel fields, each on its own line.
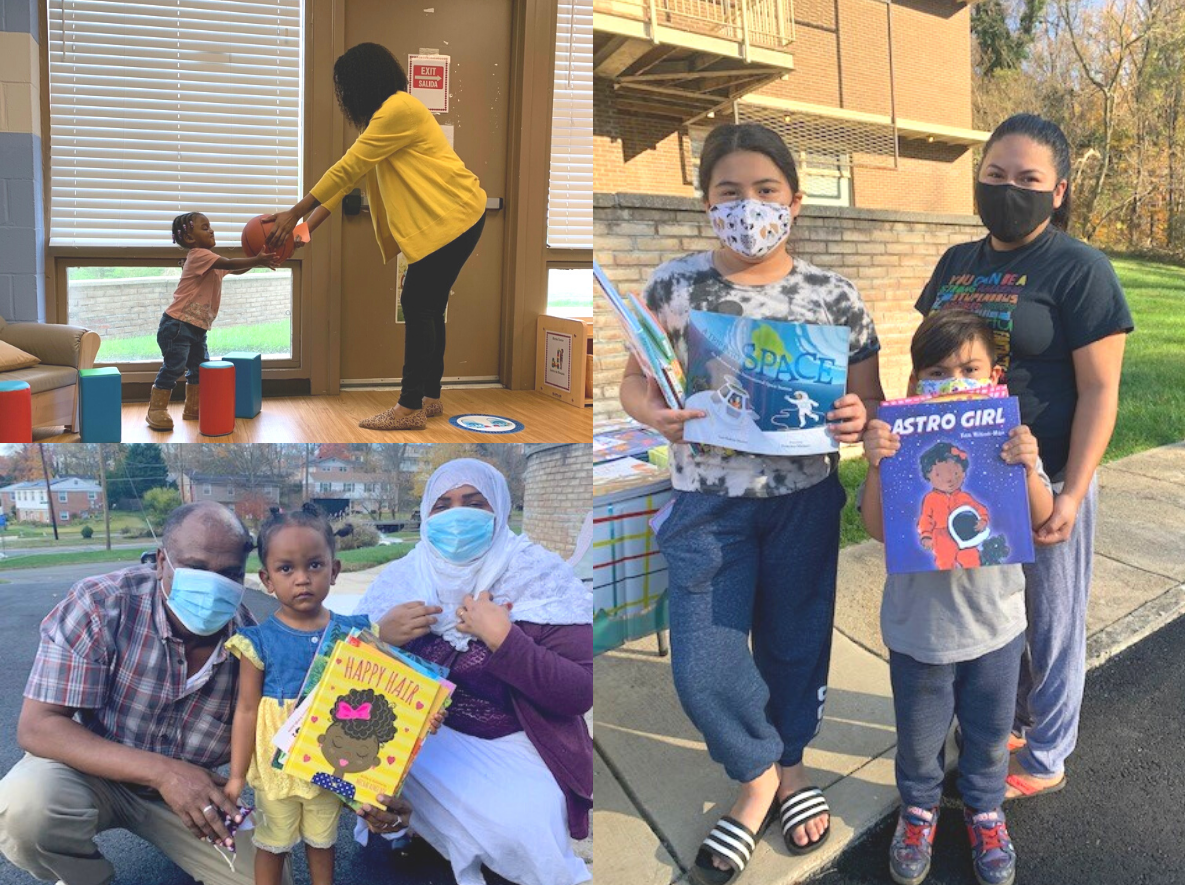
left=267, top=43, right=487, bottom=430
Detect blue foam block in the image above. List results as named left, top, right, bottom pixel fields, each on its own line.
left=221, top=352, right=262, bottom=418
left=78, top=367, right=121, bottom=442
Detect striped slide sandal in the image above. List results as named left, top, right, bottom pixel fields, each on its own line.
left=779, top=786, right=832, bottom=856
left=689, top=801, right=778, bottom=885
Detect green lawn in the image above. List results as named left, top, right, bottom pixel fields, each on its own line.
left=836, top=255, right=1184, bottom=549
left=1104, top=257, right=1185, bottom=461
left=0, top=548, right=143, bottom=570
left=97, top=321, right=292, bottom=362
left=246, top=544, right=411, bottom=575
left=1, top=512, right=151, bottom=545
left=0, top=542, right=409, bottom=573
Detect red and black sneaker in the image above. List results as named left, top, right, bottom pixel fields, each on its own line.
left=964, top=807, right=1017, bottom=885
left=888, top=805, right=939, bottom=885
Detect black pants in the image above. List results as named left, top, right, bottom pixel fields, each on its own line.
left=398, top=215, right=485, bottom=409
left=154, top=313, right=208, bottom=390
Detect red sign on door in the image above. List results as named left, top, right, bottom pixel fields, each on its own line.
left=408, top=54, right=450, bottom=114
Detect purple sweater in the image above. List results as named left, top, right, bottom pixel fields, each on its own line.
left=406, top=623, right=593, bottom=839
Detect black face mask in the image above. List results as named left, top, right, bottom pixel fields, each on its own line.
left=975, top=181, right=1055, bottom=243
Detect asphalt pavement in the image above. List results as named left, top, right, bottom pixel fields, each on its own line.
left=0, top=561, right=510, bottom=885
left=810, top=610, right=1185, bottom=885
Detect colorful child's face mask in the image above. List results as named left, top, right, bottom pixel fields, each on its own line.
left=916, top=377, right=993, bottom=398
left=708, top=199, right=792, bottom=259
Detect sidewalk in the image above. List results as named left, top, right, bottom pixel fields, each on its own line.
left=592, top=441, right=1185, bottom=885
left=245, top=562, right=388, bottom=614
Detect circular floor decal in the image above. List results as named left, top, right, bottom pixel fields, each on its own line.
left=449, top=414, right=525, bottom=434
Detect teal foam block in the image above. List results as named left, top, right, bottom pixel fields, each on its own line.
left=222, top=352, right=262, bottom=418
left=78, top=367, right=121, bottom=442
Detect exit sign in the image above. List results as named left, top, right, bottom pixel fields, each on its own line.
left=408, top=55, right=449, bottom=114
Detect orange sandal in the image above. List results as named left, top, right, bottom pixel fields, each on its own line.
left=1003, top=771, right=1065, bottom=800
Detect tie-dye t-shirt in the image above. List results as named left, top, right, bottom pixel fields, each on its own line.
left=644, top=251, right=880, bottom=498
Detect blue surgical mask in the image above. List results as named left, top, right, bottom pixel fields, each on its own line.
left=425, top=507, right=496, bottom=564
left=917, top=377, right=993, bottom=398
left=164, top=560, right=245, bottom=636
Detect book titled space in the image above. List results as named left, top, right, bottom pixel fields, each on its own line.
left=877, top=396, right=1034, bottom=575
left=682, top=310, right=849, bottom=456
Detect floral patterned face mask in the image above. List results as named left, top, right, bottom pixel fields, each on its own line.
left=917, top=377, right=994, bottom=397
left=708, top=199, right=792, bottom=259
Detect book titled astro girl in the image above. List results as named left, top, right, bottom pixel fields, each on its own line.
left=682, top=311, right=850, bottom=456
left=877, top=396, right=1035, bottom=575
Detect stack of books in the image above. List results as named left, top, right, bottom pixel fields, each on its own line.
left=593, top=261, right=700, bottom=455
left=271, top=622, right=454, bottom=809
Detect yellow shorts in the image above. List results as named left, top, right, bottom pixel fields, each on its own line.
left=252, top=789, right=342, bottom=853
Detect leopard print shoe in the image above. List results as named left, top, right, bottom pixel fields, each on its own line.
left=358, top=407, right=427, bottom=430
left=423, top=397, right=444, bottom=418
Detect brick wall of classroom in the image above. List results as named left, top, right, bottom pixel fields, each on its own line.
left=593, top=193, right=985, bottom=421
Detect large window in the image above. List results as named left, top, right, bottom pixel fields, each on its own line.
left=65, top=265, right=294, bottom=361
left=47, top=1, right=304, bottom=248
left=546, top=0, right=592, bottom=250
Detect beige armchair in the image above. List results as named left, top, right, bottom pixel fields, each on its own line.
left=0, top=316, right=101, bottom=433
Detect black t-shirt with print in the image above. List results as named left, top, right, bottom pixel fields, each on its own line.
left=916, top=226, right=1133, bottom=482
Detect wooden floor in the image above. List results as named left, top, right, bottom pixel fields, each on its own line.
left=37, top=388, right=592, bottom=444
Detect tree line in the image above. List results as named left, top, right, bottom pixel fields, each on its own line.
left=972, top=0, right=1185, bottom=255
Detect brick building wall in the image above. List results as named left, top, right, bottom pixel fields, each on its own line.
left=593, top=192, right=985, bottom=420
left=522, top=444, right=592, bottom=561
left=594, top=0, right=977, bottom=213
left=66, top=274, right=292, bottom=341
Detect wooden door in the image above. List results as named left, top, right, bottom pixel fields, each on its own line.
left=339, top=0, right=511, bottom=383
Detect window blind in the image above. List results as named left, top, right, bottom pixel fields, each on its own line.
left=547, top=0, right=593, bottom=249
left=47, top=0, right=303, bottom=247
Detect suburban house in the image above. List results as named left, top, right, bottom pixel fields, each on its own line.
left=308, top=458, right=395, bottom=516
left=594, top=0, right=989, bottom=409
left=176, top=472, right=284, bottom=517
left=0, top=478, right=105, bottom=523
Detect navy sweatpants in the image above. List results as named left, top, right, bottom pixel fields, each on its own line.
left=656, top=472, right=846, bottom=783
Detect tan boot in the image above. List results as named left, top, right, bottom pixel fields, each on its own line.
left=359, top=406, right=426, bottom=430
left=423, top=397, right=443, bottom=418
left=182, top=383, right=200, bottom=420
left=146, top=386, right=174, bottom=431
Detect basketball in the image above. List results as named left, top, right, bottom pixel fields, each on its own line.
left=241, top=215, right=294, bottom=262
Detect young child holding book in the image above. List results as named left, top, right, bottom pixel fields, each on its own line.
left=619, top=122, right=883, bottom=885
left=147, top=212, right=281, bottom=431
left=859, top=310, right=1055, bottom=885
left=225, top=504, right=374, bottom=885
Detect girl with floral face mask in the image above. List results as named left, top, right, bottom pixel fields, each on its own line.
left=917, top=114, right=1133, bottom=811
left=356, top=458, right=593, bottom=885
left=617, top=123, right=885, bottom=884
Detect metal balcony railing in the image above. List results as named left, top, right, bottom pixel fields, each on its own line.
left=596, top=0, right=796, bottom=54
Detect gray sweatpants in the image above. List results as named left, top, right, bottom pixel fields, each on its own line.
left=0, top=753, right=294, bottom=885
left=1013, top=477, right=1098, bottom=778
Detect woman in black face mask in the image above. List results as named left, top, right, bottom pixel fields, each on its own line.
left=915, top=113, right=1133, bottom=802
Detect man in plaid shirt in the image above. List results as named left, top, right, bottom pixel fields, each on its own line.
left=0, top=501, right=410, bottom=885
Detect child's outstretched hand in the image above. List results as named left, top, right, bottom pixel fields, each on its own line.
left=862, top=418, right=900, bottom=467
left=827, top=393, right=868, bottom=444
left=253, top=250, right=283, bottom=270
left=1001, top=424, right=1039, bottom=476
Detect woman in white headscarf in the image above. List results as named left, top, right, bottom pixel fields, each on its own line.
left=356, top=458, right=592, bottom=885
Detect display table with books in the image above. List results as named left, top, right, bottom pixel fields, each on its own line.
left=593, top=420, right=674, bottom=656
